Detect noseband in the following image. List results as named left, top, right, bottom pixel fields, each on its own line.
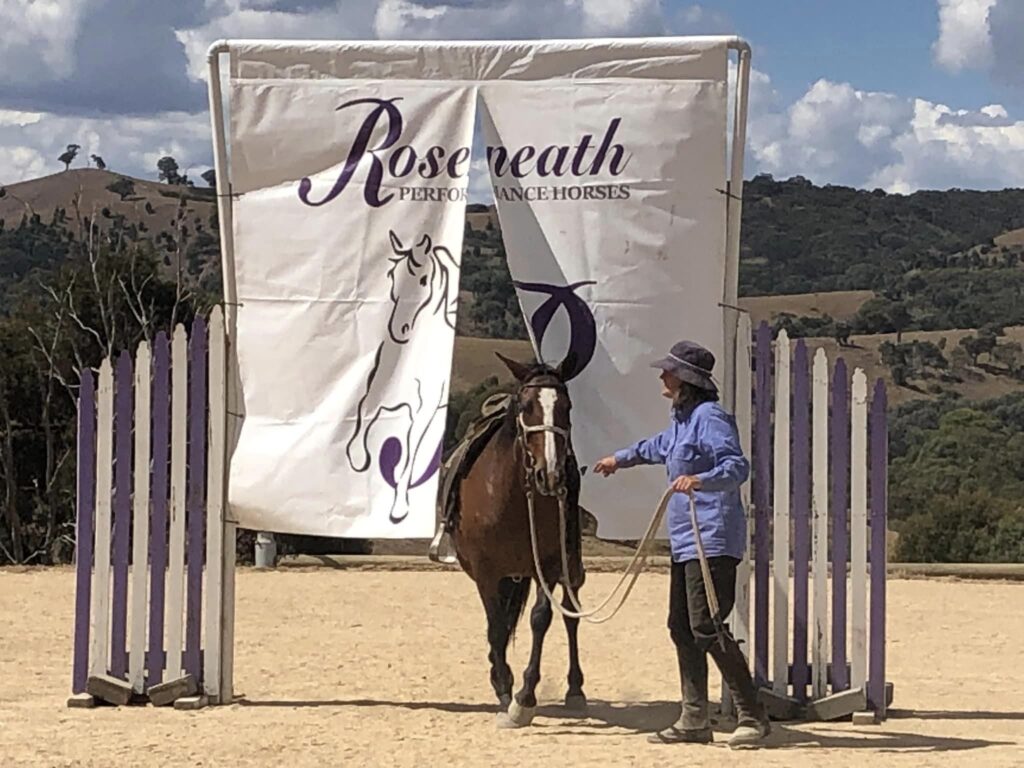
left=515, top=378, right=572, bottom=498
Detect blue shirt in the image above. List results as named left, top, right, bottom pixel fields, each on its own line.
left=613, top=401, right=749, bottom=563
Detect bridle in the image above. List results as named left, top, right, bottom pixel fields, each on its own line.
left=514, top=378, right=573, bottom=499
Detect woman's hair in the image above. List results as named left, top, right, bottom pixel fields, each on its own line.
left=673, top=381, right=719, bottom=410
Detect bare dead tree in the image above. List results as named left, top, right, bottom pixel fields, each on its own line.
left=0, top=375, right=23, bottom=563
left=25, top=300, right=76, bottom=561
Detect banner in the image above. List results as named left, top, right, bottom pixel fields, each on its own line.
left=227, top=80, right=476, bottom=537
left=479, top=55, right=729, bottom=540
left=219, top=38, right=736, bottom=540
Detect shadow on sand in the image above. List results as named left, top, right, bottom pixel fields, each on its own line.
left=236, top=697, right=1017, bottom=752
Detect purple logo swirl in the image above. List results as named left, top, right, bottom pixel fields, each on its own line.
left=513, top=280, right=597, bottom=380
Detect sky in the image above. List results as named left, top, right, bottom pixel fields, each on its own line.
left=0, top=0, right=1022, bottom=196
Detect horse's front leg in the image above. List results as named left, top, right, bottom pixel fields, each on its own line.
left=499, top=583, right=553, bottom=729
left=478, top=578, right=519, bottom=710
left=388, top=413, right=418, bottom=523
left=389, top=384, right=442, bottom=523
left=562, top=584, right=587, bottom=714
left=347, top=343, right=385, bottom=472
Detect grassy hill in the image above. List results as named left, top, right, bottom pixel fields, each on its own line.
left=0, top=168, right=215, bottom=232
left=6, top=168, right=1024, bottom=409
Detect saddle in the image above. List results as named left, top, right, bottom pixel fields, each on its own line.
left=436, top=392, right=513, bottom=532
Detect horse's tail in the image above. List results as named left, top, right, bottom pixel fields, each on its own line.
left=496, top=576, right=532, bottom=646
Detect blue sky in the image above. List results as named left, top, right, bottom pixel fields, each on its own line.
left=714, top=0, right=1018, bottom=111
left=0, top=0, right=1021, bottom=193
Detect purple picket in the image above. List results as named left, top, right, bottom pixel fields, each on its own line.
left=791, top=340, right=811, bottom=701
left=148, top=332, right=170, bottom=687
left=830, top=358, right=850, bottom=692
left=868, top=379, right=888, bottom=715
left=72, top=369, right=97, bottom=694
left=109, top=350, right=133, bottom=680
left=753, top=321, right=772, bottom=686
left=184, top=317, right=208, bottom=681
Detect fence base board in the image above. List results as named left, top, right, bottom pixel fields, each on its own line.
left=66, top=693, right=97, bottom=709
left=173, top=695, right=209, bottom=711
left=86, top=674, right=134, bottom=707
left=807, top=687, right=866, bottom=722
left=148, top=675, right=198, bottom=707
left=757, top=687, right=805, bottom=721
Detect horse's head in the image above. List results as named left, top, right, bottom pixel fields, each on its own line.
left=387, top=231, right=437, bottom=344
left=497, top=351, right=578, bottom=497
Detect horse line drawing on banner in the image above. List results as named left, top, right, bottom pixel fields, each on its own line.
left=345, top=230, right=460, bottom=523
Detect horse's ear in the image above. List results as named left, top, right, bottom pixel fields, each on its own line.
left=556, top=351, right=578, bottom=381
left=495, top=352, right=531, bottom=382
left=389, top=230, right=404, bottom=253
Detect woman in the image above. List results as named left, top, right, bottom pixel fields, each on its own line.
left=593, top=340, right=770, bottom=749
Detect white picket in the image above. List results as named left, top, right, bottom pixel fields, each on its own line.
left=89, top=359, right=114, bottom=679
left=811, top=349, right=829, bottom=700
left=129, top=342, right=152, bottom=693
left=204, top=307, right=227, bottom=701
left=772, top=330, right=791, bottom=696
left=165, top=325, right=188, bottom=680
left=850, top=369, right=869, bottom=689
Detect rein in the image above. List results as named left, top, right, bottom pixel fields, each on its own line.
left=514, top=375, right=668, bottom=624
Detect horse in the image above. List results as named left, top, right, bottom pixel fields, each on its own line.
left=345, top=229, right=460, bottom=523
left=449, top=351, right=588, bottom=729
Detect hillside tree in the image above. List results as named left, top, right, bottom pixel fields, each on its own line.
left=58, top=144, right=81, bottom=171
left=158, top=156, right=182, bottom=185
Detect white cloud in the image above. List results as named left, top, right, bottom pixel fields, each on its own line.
left=373, top=0, right=668, bottom=40
left=988, top=0, right=1024, bottom=87
left=0, top=111, right=212, bottom=184
left=933, top=0, right=997, bottom=72
left=176, top=0, right=380, bottom=82
left=931, top=0, right=1023, bottom=87
left=673, top=3, right=732, bottom=34
left=0, top=0, right=86, bottom=82
left=868, top=99, right=1024, bottom=193
left=747, top=77, right=1024, bottom=192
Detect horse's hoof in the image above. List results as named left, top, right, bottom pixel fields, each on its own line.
left=496, top=700, right=536, bottom=728
left=564, top=693, right=588, bottom=715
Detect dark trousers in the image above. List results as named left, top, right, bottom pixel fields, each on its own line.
left=668, top=556, right=765, bottom=729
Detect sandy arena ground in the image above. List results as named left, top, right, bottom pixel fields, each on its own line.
left=2, top=568, right=1022, bottom=767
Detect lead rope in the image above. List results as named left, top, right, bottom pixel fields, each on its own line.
left=525, top=484, right=674, bottom=624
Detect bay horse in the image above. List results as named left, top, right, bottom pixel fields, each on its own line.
left=449, top=351, right=587, bottom=728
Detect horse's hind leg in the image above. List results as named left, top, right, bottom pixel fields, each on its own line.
left=562, top=585, right=587, bottom=714
left=499, top=583, right=553, bottom=729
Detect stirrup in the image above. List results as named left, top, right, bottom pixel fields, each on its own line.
left=428, top=525, right=458, bottom=564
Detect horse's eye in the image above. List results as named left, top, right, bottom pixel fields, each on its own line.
left=420, top=276, right=428, bottom=286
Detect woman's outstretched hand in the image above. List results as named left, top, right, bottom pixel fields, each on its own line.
left=593, top=456, right=619, bottom=476
left=671, top=475, right=703, bottom=495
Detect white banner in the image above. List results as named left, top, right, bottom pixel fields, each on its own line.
left=479, top=58, right=729, bottom=540
left=227, top=80, right=475, bottom=537
left=219, top=37, right=737, bottom=540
